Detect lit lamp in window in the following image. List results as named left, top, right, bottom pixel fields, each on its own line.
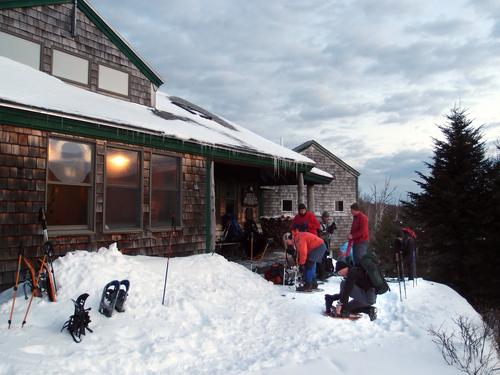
left=108, top=153, right=130, bottom=173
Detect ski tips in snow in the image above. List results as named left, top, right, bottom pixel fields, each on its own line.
left=98, top=280, right=129, bottom=318
left=61, top=293, right=93, bottom=343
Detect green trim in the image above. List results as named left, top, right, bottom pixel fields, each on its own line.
left=77, top=0, right=164, bottom=87
left=0, top=0, right=164, bottom=87
left=0, top=0, right=69, bottom=9
left=304, top=172, right=334, bottom=185
left=205, top=159, right=212, bottom=253
left=0, top=106, right=311, bottom=172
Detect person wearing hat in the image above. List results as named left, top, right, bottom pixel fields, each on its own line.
left=318, top=211, right=337, bottom=251
left=283, top=229, right=327, bottom=292
left=291, top=203, right=321, bottom=236
left=324, top=260, right=377, bottom=320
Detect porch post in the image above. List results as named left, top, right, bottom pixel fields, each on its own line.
left=298, top=172, right=304, bottom=206
left=307, top=184, right=315, bottom=213
left=205, top=158, right=216, bottom=252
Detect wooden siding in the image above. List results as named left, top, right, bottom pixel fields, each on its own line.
left=0, top=3, right=153, bottom=106
left=0, top=124, right=207, bottom=291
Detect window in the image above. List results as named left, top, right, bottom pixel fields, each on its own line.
left=0, top=31, right=40, bottom=69
left=52, top=49, right=89, bottom=85
left=335, top=201, right=344, bottom=212
left=151, top=154, right=180, bottom=227
left=282, top=199, right=293, bottom=212
left=98, top=65, right=129, bottom=96
left=47, top=138, right=93, bottom=228
left=105, top=148, right=141, bottom=229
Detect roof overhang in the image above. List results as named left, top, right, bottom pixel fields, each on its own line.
left=0, top=103, right=312, bottom=173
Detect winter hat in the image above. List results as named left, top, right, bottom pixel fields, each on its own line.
left=282, top=232, right=293, bottom=244
left=298, top=203, right=307, bottom=210
left=335, top=260, right=349, bottom=273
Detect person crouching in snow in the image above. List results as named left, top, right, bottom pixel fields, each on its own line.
left=283, top=230, right=327, bottom=292
left=324, top=260, right=377, bottom=321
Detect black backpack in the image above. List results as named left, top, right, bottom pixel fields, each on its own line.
left=359, top=253, right=389, bottom=295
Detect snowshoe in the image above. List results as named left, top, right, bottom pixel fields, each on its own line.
left=98, top=280, right=120, bottom=318
left=114, top=280, right=130, bottom=313
left=61, top=293, right=93, bottom=343
left=368, top=306, right=377, bottom=321
left=323, top=310, right=362, bottom=320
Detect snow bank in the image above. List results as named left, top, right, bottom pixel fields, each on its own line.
left=0, top=245, right=493, bottom=375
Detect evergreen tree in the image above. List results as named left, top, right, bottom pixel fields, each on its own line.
left=405, top=107, right=493, bottom=299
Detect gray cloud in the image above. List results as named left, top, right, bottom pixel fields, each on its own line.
left=91, top=0, right=500, bottom=198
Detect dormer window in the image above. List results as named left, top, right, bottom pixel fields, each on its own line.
left=0, top=30, right=40, bottom=70
left=52, top=49, right=89, bottom=86
left=98, top=64, right=129, bottom=97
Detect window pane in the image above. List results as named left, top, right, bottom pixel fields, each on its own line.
left=106, top=186, right=141, bottom=229
left=282, top=200, right=293, bottom=212
left=48, top=139, right=92, bottom=184
left=106, top=148, right=139, bottom=186
left=106, top=148, right=141, bottom=229
left=52, top=49, right=88, bottom=85
left=47, top=185, right=90, bottom=226
left=151, top=154, right=180, bottom=227
left=98, top=65, right=129, bottom=96
left=0, top=31, right=40, bottom=69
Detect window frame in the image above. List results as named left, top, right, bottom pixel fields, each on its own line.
left=149, top=151, right=182, bottom=231
left=335, top=200, right=344, bottom=212
left=0, top=29, right=42, bottom=70
left=103, top=145, right=143, bottom=233
left=282, top=199, right=293, bottom=213
left=97, top=62, right=130, bottom=99
left=51, top=47, right=90, bottom=87
left=45, top=136, right=96, bottom=234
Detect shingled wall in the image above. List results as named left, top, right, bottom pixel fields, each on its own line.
left=0, top=3, right=154, bottom=106
left=0, top=125, right=207, bottom=291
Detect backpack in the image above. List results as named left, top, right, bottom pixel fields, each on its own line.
left=359, top=253, right=389, bottom=295
left=264, top=263, right=284, bottom=285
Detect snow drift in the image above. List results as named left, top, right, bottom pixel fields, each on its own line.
left=0, top=245, right=493, bottom=374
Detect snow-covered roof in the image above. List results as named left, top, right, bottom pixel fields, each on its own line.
left=0, top=57, right=314, bottom=165
left=310, top=167, right=333, bottom=179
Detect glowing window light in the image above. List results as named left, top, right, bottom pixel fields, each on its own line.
left=108, top=154, right=130, bottom=170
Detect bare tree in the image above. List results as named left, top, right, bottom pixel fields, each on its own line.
left=428, top=316, right=500, bottom=375
left=369, top=178, right=397, bottom=233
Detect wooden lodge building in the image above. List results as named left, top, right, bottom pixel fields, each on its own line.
left=0, top=0, right=337, bottom=290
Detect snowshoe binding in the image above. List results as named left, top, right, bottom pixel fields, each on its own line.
left=98, top=280, right=120, bottom=317
left=61, top=293, right=93, bottom=343
left=114, top=280, right=130, bottom=313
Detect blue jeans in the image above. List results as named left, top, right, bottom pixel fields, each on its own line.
left=304, top=243, right=327, bottom=283
left=352, top=241, right=368, bottom=265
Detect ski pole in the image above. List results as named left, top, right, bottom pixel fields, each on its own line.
left=39, top=208, right=58, bottom=293
left=162, top=218, right=175, bottom=306
left=399, top=250, right=407, bottom=299
left=8, top=243, right=24, bottom=328
left=21, top=254, right=48, bottom=327
left=395, top=252, right=403, bottom=302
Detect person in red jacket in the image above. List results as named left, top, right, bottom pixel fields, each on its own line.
left=283, top=229, right=327, bottom=292
left=348, top=202, right=369, bottom=265
left=291, top=203, right=320, bottom=236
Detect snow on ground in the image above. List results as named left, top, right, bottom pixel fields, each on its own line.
left=0, top=245, right=491, bottom=375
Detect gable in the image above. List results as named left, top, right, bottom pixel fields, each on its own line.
left=0, top=0, right=163, bottom=87
left=294, top=140, right=360, bottom=177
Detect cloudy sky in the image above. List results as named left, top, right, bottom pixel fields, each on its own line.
left=92, top=0, right=500, bottom=200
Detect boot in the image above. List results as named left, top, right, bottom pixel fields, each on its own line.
left=296, top=282, right=312, bottom=292
left=368, top=306, right=377, bottom=321
left=325, top=294, right=335, bottom=314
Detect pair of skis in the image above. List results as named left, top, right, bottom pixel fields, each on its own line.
left=98, top=280, right=130, bottom=318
